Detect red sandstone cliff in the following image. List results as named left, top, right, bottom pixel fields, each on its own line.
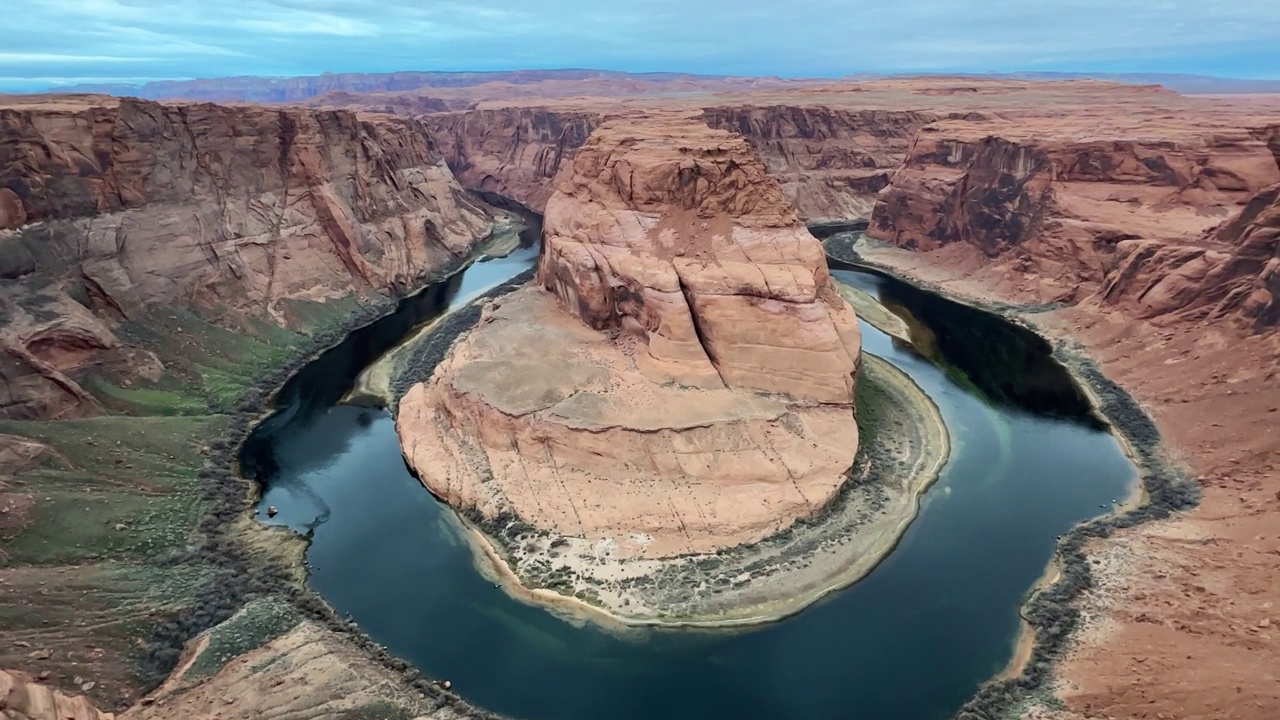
left=1093, top=129, right=1280, bottom=329
left=866, top=117, right=1280, bottom=328
left=0, top=95, right=492, bottom=420
left=424, top=108, right=599, bottom=212
left=701, top=105, right=944, bottom=222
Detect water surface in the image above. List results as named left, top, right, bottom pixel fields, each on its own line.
left=244, top=257, right=1134, bottom=720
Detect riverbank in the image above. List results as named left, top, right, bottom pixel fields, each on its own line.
left=834, top=278, right=912, bottom=343
left=388, top=278, right=950, bottom=628
left=0, top=220, right=520, bottom=717
left=821, top=232, right=1211, bottom=720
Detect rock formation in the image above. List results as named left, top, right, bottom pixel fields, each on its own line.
left=1096, top=129, right=1280, bottom=328
left=0, top=669, right=114, bottom=720
left=701, top=106, right=939, bottom=222
left=425, top=108, right=600, bottom=212
left=398, top=113, right=860, bottom=559
left=864, top=111, right=1280, bottom=328
left=0, top=95, right=493, bottom=419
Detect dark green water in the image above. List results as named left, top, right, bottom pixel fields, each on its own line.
left=244, top=256, right=1135, bottom=720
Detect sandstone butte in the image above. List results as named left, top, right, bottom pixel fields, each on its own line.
left=397, top=113, right=861, bottom=560
left=3, top=75, right=1280, bottom=720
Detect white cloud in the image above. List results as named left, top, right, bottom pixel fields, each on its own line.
left=234, top=14, right=379, bottom=37
left=2, top=0, right=1278, bottom=90
left=0, top=52, right=152, bottom=64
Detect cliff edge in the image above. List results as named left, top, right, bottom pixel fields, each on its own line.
left=0, top=95, right=493, bottom=420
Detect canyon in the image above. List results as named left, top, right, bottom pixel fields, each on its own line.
left=1, top=73, right=1278, bottom=720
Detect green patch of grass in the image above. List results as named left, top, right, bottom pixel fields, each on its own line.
left=196, top=364, right=255, bottom=412
left=90, top=377, right=210, bottom=416
left=0, top=416, right=220, bottom=565
left=339, top=703, right=414, bottom=720
left=185, top=598, right=303, bottom=679
left=277, top=295, right=366, bottom=335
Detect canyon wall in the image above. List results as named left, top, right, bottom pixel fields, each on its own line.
left=1095, top=130, right=1280, bottom=329
left=424, top=108, right=599, bottom=212
left=867, top=118, right=1280, bottom=328
left=416, top=90, right=1280, bottom=334
left=701, top=106, right=941, bottom=222
left=0, top=96, right=493, bottom=419
left=427, top=104, right=934, bottom=224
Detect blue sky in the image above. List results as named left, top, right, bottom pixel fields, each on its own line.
left=3, top=0, right=1279, bottom=91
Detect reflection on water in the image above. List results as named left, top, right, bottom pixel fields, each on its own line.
left=242, top=259, right=1135, bottom=720
left=831, top=260, right=1099, bottom=423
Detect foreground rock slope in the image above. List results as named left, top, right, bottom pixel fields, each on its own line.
left=398, top=113, right=861, bottom=569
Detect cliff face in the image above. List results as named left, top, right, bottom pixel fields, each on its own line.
left=424, top=108, right=599, bottom=212
left=428, top=104, right=936, bottom=225
left=866, top=119, right=1280, bottom=327
left=701, top=106, right=941, bottom=222
left=1098, top=132, right=1280, bottom=329
left=537, top=113, right=861, bottom=401
left=398, top=113, right=860, bottom=561
left=0, top=96, right=492, bottom=419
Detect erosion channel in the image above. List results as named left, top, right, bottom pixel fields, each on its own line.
left=240, top=228, right=1136, bottom=720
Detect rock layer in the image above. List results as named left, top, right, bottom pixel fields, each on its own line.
left=701, top=106, right=940, bottom=222
left=865, top=111, right=1280, bottom=329
left=0, top=669, right=114, bottom=720
left=398, top=113, right=860, bottom=560
left=425, top=107, right=600, bottom=212
left=1095, top=131, right=1280, bottom=329
left=0, top=95, right=492, bottom=419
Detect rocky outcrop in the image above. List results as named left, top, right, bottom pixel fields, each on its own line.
left=424, top=108, right=599, bottom=212
left=701, top=106, right=941, bottom=222
left=537, top=114, right=861, bottom=401
left=0, top=669, right=114, bottom=720
left=398, top=113, right=860, bottom=561
left=1097, top=131, right=1280, bottom=328
left=867, top=117, right=1280, bottom=326
left=303, top=90, right=457, bottom=115
left=0, top=95, right=493, bottom=419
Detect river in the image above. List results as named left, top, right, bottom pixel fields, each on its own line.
left=242, top=244, right=1134, bottom=720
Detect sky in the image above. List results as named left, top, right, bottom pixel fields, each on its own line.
left=3, top=0, right=1280, bottom=91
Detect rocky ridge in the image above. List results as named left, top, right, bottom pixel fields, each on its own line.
left=867, top=116, right=1280, bottom=327
left=0, top=95, right=493, bottom=420
left=1093, top=128, right=1280, bottom=329
left=397, top=113, right=861, bottom=570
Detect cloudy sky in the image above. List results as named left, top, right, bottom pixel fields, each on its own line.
left=3, top=0, right=1278, bottom=90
